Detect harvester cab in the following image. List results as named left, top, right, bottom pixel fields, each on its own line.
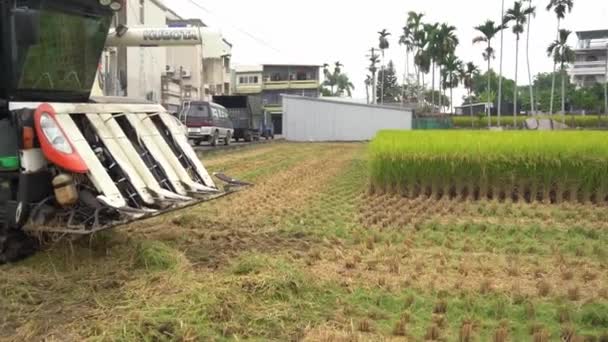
left=0, top=0, right=248, bottom=263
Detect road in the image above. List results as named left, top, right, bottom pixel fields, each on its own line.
left=193, top=136, right=283, bottom=154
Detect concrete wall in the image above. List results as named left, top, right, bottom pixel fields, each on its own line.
left=283, top=95, right=412, bottom=142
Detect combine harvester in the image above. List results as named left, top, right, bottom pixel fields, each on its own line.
left=0, top=0, right=248, bottom=263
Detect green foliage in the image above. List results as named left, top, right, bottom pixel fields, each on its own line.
left=453, top=114, right=608, bottom=129
left=377, top=60, right=402, bottom=103
left=370, top=130, right=608, bottom=202
left=321, top=62, right=355, bottom=97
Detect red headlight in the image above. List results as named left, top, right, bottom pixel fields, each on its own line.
left=34, top=103, right=88, bottom=174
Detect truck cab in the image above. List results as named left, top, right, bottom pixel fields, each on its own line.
left=178, top=101, right=234, bottom=146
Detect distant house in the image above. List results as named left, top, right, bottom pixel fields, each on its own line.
left=570, top=30, right=608, bottom=88
left=233, top=64, right=320, bottom=134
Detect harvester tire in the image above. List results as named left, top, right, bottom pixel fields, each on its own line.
left=225, top=131, right=232, bottom=146
left=0, top=227, right=37, bottom=265
left=211, top=131, right=219, bottom=147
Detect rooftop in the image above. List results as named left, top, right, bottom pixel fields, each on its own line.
left=576, top=30, right=608, bottom=40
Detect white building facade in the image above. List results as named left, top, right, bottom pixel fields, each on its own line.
left=570, top=30, right=608, bottom=88
left=101, top=0, right=232, bottom=107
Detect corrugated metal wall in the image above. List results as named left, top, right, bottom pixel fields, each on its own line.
left=283, top=95, right=412, bottom=141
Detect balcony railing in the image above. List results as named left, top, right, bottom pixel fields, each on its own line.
left=263, top=79, right=319, bottom=90
left=574, top=60, right=607, bottom=68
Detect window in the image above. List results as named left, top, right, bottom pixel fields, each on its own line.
left=296, top=72, right=308, bottom=81
left=249, top=76, right=259, bottom=84
left=239, top=76, right=247, bottom=84
left=211, top=107, right=220, bottom=119
left=15, top=9, right=111, bottom=94
left=188, top=104, right=210, bottom=118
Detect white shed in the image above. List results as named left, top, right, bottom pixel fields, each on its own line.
left=283, top=95, right=413, bottom=142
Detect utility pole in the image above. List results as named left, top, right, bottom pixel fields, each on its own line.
left=367, top=47, right=379, bottom=105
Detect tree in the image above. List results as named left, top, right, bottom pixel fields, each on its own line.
left=498, top=0, right=507, bottom=121
left=441, top=54, right=463, bottom=114
left=524, top=0, right=537, bottom=114
left=547, top=29, right=575, bottom=114
left=321, top=62, right=354, bottom=97
left=461, top=62, right=481, bottom=122
left=504, top=1, right=536, bottom=125
left=376, top=61, right=402, bottom=103
left=399, top=25, right=415, bottom=104
left=435, top=23, right=459, bottom=112
left=423, top=23, right=439, bottom=110
left=335, top=73, right=355, bottom=97
left=378, top=29, right=391, bottom=105
left=546, top=0, right=574, bottom=115
left=473, top=20, right=505, bottom=122
left=368, top=49, right=380, bottom=104
left=407, top=11, right=426, bottom=104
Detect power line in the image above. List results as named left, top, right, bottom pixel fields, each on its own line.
left=184, top=0, right=282, bottom=53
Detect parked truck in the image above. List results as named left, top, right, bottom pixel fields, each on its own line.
left=213, top=95, right=275, bottom=142
left=0, top=0, right=247, bottom=263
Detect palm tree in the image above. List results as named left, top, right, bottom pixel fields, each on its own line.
left=498, top=0, right=506, bottom=122
left=378, top=29, right=391, bottom=105
left=335, top=73, right=355, bottom=97
left=424, top=23, right=439, bottom=111
left=399, top=25, right=414, bottom=105
left=546, top=0, right=574, bottom=115
left=368, top=49, right=380, bottom=104
left=524, top=0, right=537, bottom=114
left=505, top=1, right=536, bottom=126
left=462, top=62, right=481, bottom=125
left=474, top=20, right=505, bottom=124
left=435, top=23, right=459, bottom=112
left=322, top=63, right=336, bottom=95
left=547, top=29, right=575, bottom=114
left=407, top=12, right=425, bottom=95
left=442, top=54, right=463, bottom=114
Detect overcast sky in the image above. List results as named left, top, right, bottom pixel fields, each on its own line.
left=170, top=0, right=607, bottom=102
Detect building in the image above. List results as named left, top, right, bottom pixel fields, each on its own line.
left=234, top=64, right=321, bottom=134
left=100, top=0, right=232, bottom=110
left=164, top=16, right=232, bottom=105
left=570, top=30, right=608, bottom=88
left=283, top=95, right=412, bottom=141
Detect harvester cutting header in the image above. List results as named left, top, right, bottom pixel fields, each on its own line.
left=0, top=0, right=248, bottom=263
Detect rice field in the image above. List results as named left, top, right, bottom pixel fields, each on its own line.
left=370, top=130, right=608, bottom=204
left=1, top=142, right=607, bottom=341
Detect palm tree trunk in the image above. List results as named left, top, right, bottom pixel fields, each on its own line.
left=402, top=50, right=410, bottom=106
left=431, top=60, right=436, bottom=111
left=498, top=0, right=505, bottom=121
left=381, top=50, right=385, bottom=105
left=487, top=44, right=492, bottom=128
left=439, top=67, right=443, bottom=112
left=469, top=89, right=474, bottom=128
left=550, top=19, right=561, bottom=115
left=561, top=65, right=566, bottom=115
left=526, top=10, right=535, bottom=115
left=514, top=37, right=520, bottom=127
left=450, top=78, right=453, bottom=115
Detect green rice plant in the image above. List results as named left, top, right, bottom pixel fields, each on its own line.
left=369, top=131, right=608, bottom=204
